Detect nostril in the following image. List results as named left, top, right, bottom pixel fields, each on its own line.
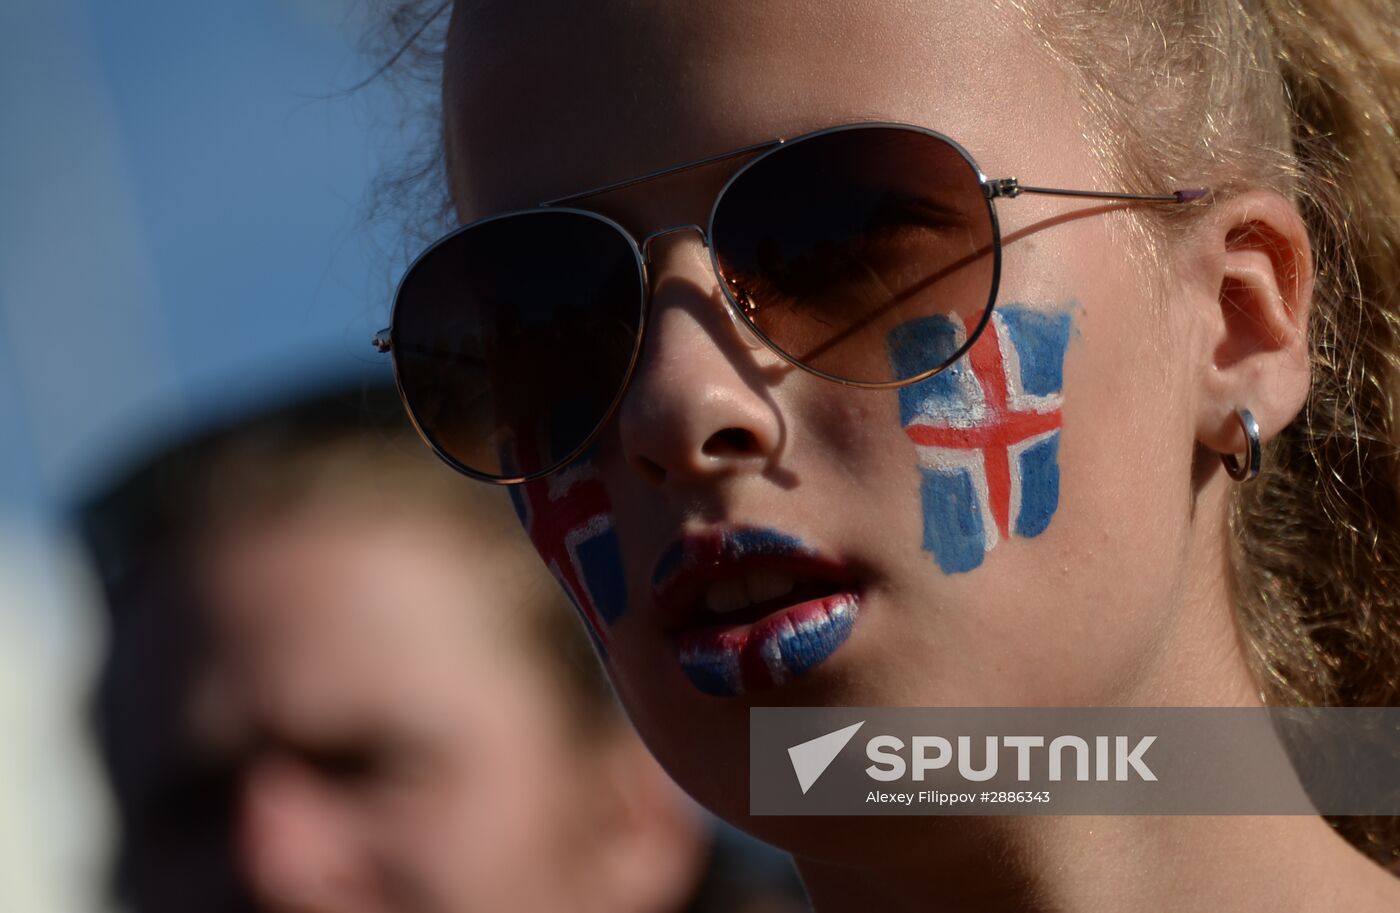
left=702, top=427, right=761, bottom=457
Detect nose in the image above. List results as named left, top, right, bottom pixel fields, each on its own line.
left=617, top=233, right=783, bottom=486
left=640, top=224, right=766, bottom=349
left=236, top=758, right=364, bottom=912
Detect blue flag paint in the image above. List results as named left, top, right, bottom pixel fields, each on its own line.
left=889, top=305, right=1071, bottom=573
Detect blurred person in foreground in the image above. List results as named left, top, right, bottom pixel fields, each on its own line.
left=79, top=385, right=809, bottom=913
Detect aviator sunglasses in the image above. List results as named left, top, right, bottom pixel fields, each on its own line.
left=374, top=121, right=1206, bottom=483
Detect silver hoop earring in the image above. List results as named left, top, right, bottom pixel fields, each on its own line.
left=1222, top=407, right=1261, bottom=482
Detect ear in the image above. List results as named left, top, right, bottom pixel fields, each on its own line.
left=1184, top=190, right=1314, bottom=461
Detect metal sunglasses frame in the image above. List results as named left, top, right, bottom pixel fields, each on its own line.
left=375, top=120, right=1208, bottom=484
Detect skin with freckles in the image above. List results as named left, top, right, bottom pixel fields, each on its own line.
left=445, top=0, right=1191, bottom=790
left=439, top=1, right=1400, bottom=909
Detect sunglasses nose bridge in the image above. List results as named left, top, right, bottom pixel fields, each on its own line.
left=639, top=223, right=766, bottom=353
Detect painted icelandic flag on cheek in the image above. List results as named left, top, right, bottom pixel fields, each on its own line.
left=887, top=306, right=1071, bottom=574
left=508, top=456, right=628, bottom=650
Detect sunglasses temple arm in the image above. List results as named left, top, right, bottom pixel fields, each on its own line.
left=789, top=169, right=1205, bottom=366
left=985, top=177, right=1209, bottom=204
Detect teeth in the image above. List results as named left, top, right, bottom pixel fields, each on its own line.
left=703, top=571, right=797, bottom=614
left=746, top=570, right=795, bottom=604
left=705, top=578, right=750, bottom=614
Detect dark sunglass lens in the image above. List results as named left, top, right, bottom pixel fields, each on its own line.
left=392, top=210, right=643, bottom=480
left=712, top=126, right=997, bottom=384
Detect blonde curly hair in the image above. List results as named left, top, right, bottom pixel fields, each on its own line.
left=1009, top=0, right=1400, bottom=869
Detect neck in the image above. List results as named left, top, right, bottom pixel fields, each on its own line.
left=795, top=812, right=1396, bottom=913
left=794, top=474, right=1400, bottom=911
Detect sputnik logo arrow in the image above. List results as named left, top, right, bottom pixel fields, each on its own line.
left=787, top=721, right=865, bottom=794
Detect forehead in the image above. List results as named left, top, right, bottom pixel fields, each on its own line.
left=443, top=0, right=1081, bottom=219
left=196, top=506, right=526, bottom=730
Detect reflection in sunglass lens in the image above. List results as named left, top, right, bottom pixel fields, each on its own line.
left=392, top=210, right=643, bottom=480
left=711, top=126, right=996, bottom=384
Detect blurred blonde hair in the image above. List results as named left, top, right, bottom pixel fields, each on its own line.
left=1008, top=0, right=1400, bottom=867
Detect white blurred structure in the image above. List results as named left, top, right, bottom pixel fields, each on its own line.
left=1, top=2, right=175, bottom=911
left=0, top=526, right=114, bottom=913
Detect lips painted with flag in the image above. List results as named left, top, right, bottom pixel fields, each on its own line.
left=888, top=305, right=1072, bottom=574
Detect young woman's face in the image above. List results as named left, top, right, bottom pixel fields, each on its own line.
left=443, top=0, right=1212, bottom=834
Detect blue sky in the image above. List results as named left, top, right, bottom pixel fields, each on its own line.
left=0, top=0, right=427, bottom=523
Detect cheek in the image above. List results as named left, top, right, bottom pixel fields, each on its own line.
left=396, top=723, right=590, bottom=908
left=887, top=302, right=1072, bottom=575
left=508, top=457, right=629, bottom=648
left=1054, top=280, right=1196, bottom=587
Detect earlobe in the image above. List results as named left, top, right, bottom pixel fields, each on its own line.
left=1192, top=190, right=1314, bottom=460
